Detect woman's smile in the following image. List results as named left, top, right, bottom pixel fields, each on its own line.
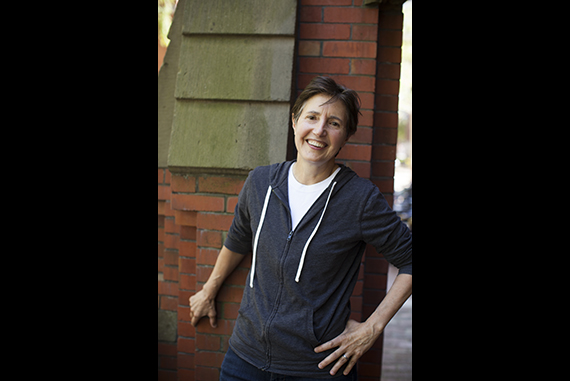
left=306, top=139, right=328, bottom=149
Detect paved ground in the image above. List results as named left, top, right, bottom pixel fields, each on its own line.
left=381, top=266, right=413, bottom=381
left=381, top=163, right=413, bottom=381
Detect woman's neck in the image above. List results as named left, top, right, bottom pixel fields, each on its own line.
left=293, top=160, right=339, bottom=186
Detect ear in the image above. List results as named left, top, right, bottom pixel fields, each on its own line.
left=291, top=114, right=297, bottom=133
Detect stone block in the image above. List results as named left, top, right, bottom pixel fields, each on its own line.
left=175, top=36, right=295, bottom=102
left=168, top=100, right=290, bottom=172
left=184, top=0, right=297, bottom=36
left=158, top=310, right=178, bottom=342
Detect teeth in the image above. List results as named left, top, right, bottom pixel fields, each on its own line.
left=308, top=140, right=326, bottom=148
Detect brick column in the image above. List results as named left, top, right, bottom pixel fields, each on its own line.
left=158, top=169, right=180, bottom=381
left=159, top=169, right=248, bottom=381
left=362, top=3, right=405, bottom=381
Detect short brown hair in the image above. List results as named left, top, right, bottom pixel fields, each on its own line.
left=292, top=76, right=362, bottom=138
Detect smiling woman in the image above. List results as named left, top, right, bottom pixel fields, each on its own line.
left=190, top=77, right=413, bottom=380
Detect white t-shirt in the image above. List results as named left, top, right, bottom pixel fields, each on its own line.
left=288, top=164, right=342, bottom=231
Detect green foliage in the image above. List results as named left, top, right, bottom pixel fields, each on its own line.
left=158, top=0, right=177, bottom=47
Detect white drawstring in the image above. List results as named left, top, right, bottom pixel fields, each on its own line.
left=250, top=186, right=273, bottom=288
left=295, top=182, right=337, bottom=283
left=251, top=182, right=337, bottom=287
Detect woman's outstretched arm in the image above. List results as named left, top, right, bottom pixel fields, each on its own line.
left=189, top=246, right=246, bottom=328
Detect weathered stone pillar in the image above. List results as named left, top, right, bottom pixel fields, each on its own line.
left=162, top=0, right=298, bottom=175
left=158, top=1, right=298, bottom=379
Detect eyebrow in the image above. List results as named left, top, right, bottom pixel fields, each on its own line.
left=306, top=111, right=344, bottom=123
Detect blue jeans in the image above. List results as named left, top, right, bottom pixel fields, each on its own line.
left=220, top=347, right=358, bottom=381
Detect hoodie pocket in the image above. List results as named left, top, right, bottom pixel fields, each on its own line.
left=307, top=309, right=321, bottom=347
left=312, top=305, right=351, bottom=347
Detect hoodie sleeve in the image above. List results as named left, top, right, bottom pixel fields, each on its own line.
left=224, top=172, right=254, bottom=256
left=361, top=187, right=413, bottom=275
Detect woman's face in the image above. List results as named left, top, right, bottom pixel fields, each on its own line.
left=292, top=94, right=349, bottom=167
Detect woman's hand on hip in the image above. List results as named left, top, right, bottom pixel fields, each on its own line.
left=314, top=319, right=382, bottom=377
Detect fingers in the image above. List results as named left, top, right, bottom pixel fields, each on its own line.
left=330, top=354, right=349, bottom=377
left=316, top=319, right=377, bottom=376
left=318, top=348, right=342, bottom=371
left=343, top=357, right=358, bottom=376
left=189, top=308, right=201, bottom=327
left=333, top=354, right=358, bottom=377
left=316, top=333, right=345, bottom=370
left=315, top=335, right=342, bottom=354
left=209, top=314, right=218, bottom=329
left=189, top=296, right=218, bottom=328
left=320, top=351, right=358, bottom=377
left=189, top=298, right=200, bottom=327
left=318, top=350, right=349, bottom=377
left=190, top=314, right=217, bottom=328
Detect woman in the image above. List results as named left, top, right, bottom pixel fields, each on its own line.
left=190, top=77, right=413, bottom=380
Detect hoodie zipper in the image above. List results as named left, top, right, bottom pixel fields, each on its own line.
left=262, top=211, right=294, bottom=371
left=256, top=174, right=339, bottom=370
left=269, top=182, right=338, bottom=282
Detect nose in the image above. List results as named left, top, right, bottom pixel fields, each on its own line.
left=313, top=120, right=327, bottom=136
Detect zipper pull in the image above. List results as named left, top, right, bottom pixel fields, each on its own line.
left=287, top=231, right=294, bottom=242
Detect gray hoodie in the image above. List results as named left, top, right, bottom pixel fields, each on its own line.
left=224, top=161, right=412, bottom=378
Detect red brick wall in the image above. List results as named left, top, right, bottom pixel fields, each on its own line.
left=159, top=169, right=250, bottom=381
left=159, top=1, right=406, bottom=380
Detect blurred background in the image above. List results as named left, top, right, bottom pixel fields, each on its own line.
left=158, top=0, right=177, bottom=73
